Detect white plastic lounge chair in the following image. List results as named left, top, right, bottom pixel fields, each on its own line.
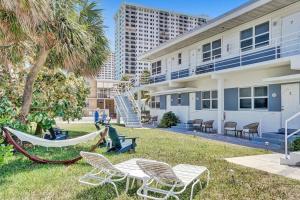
left=79, top=151, right=127, bottom=197
left=136, top=159, right=210, bottom=200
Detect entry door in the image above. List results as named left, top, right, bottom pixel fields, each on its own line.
left=281, top=83, right=300, bottom=129
left=281, top=12, right=300, bottom=57
left=190, top=50, right=196, bottom=68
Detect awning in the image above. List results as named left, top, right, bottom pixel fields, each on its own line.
left=263, top=74, right=300, bottom=84
left=150, top=87, right=198, bottom=96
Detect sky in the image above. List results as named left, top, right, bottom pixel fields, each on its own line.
left=98, top=0, right=249, bottom=51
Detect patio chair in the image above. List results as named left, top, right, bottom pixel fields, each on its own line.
left=149, top=116, right=158, bottom=126
left=242, top=122, right=259, bottom=139
left=202, top=120, right=214, bottom=133
left=136, top=159, right=210, bottom=200
left=107, top=126, right=137, bottom=153
left=192, top=119, right=203, bottom=131
left=79, top=151, right=127, bottom=197
left=224, top=121, right=237, bottom=136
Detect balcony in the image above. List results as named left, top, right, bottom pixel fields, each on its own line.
left=171, top=68, right=190, bottom=80
left=147, top=31, right=300, bottom=86
left=149, top=74, right=166, bottom=84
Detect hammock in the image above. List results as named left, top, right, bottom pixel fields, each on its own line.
left=2, top=127, right=107, bottom=165
left=4, top=127, right=102, bottom=148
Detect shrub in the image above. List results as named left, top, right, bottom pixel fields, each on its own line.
left=158, top=111, right=179, bottom=128
left=290, top=138, right=300, bottom=151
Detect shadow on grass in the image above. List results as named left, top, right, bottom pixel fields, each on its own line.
left=74, top=181, right=130, bottom=200
left=0, top=156, right=60, bottom=186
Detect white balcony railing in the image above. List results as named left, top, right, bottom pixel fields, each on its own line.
left=148, top=30, right=300, bottom=85
left=285, top=112, right=300, bottom=159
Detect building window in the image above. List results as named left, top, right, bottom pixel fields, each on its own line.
left=178, top=94, right=182, bottom=105
left=240, top=22, right=269, bottom=52
left=255, top=22, right=269, bottom=48
left=239, top=88, right=252, bottom=109
left=151, top=60, right=161, bottom=75
left=254, top=86, right=268, bottom=109
left=150, top=96, right=160, bottom=109
left=202, top=90, right=218, bottom=109
left=178, top=53, right=182, bottom=65
left=202, top=39, right=221, bottom=62
left=239, top=86, right=268, bottom=109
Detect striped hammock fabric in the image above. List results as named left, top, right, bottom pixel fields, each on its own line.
left=4, top=127, right=103, bottom=148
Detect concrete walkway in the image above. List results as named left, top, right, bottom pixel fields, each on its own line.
left=226, top=154, right=300, bottom=181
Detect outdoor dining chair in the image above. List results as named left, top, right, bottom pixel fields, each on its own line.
left=136, top=159, right=210, bottom=200
left=224, top=121, right=237, bottom=136
left=202, top=120, right=214, bottom=133
left=192, top=119, right=203, bottom=131
left=242, top=122, right=260, bottom=139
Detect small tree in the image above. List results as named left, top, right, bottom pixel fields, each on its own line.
left=119, top=75, right=133, bottom=91
left=0, top=65, right=89, bottom=135
left=29, top=69, right=90, bottom=134
left=158, top=112, right=179, bottom=128
left=139, top=69, right=150, bottom=85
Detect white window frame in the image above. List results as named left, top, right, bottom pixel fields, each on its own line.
left=150, top=96, right=160, bottom=109
left=240, top=21, right=270, bottom=52
left=178, top=53, right=182, bottom=65
left=151, top=60, right=161, bottom=75
left=202, top=39, right=222, bottom=62
left=238, top=86, right=269, bottom=110
left=177, top=94, right=182, bottom=105
left=201, top=90, right=218, bottom=110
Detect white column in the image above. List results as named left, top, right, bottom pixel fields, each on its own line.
left=217, top=78, right=225, bottom=134
left=137, top=90, right=142, bottom=110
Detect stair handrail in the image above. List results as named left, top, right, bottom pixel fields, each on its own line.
left=113, top=86, right=129, bottom=124
left=125, top=85, right=141, bottom=123
left=285, top=111, right=300, bottom=159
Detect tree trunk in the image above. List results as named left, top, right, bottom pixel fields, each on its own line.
left=35, top=123, right=43, bottom=135
left=19, top=47, right=50, bottom=123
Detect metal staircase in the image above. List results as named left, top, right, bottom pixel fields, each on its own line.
left=280, top=112, right=300, bottom=166
left=114, top=85, right=142, bottom=128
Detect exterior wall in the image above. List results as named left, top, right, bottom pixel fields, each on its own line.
left=146, top=2, right=300, bottom=133
left=149, top=65, right=299, bottom=132
left=149, top=2, right=300, bottom=79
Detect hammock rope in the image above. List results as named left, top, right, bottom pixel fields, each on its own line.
left=2, top=127, right=107, bottom=165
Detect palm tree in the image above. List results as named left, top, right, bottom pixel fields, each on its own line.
left=0, top=0, right=108, bottom=122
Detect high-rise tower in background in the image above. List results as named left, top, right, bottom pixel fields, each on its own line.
left=115, top=3, right=208, bottom=85
left=97, top=52, right=115, bottom=80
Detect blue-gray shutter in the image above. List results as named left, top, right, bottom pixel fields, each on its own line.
left=160, top=95, right=166, bottom=110
left=195, top=92, right=202, bottom=110
left=268, top=84, right=281, bottom=112
left=224, top=88, right=239, bottom=111
left=181, top=93, right=189, bottom=106
left=171, top=94, right=178, bottom=106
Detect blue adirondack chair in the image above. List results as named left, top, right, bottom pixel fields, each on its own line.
left=107, top=126, right=137, bottom=153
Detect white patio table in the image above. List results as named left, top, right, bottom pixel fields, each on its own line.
left=114, top=158, right=150, bottom=192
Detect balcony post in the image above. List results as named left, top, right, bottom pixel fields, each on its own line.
left=217, top=78, right=225, bottom=134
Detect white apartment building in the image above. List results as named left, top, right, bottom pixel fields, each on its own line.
left=114, top=3, right=208, bottom=85
left=138, top=0, right=300, bottom=136
left=97, top=52, right=115, bottom=80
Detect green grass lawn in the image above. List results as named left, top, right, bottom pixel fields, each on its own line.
left=1, top=123, right=300, bottom=200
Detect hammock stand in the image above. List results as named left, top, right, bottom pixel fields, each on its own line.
left=2, top=127, right=107, bottom=165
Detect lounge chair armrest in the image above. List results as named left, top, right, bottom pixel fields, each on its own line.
left=124, top=137, right=138, bottom=140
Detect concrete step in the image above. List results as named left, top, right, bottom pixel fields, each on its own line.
left=280, top=151, right=300, bottom=166
left=278, top=128, right=299, bottom=134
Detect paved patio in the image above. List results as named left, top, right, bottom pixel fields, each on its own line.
left=161, top=127, right=283, bottom=152
left=225, top=154, right=300, bottom=181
